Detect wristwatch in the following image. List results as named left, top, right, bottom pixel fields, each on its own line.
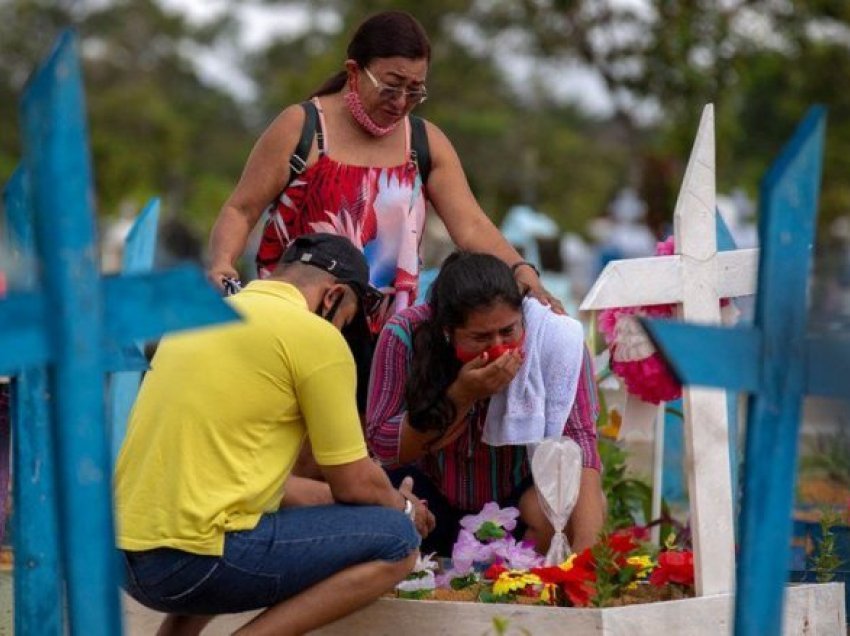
left=403, top=497, right=416, bottom=522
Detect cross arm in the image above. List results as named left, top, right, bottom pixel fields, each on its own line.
left=640, top=318, right=762, bottom=392
left=0, top=291, right=50, bottom=372
left=580, top=249, right=758, bottom=311
left=102, top=266, right=239, bottom=343
left=580, top=255, right=684, bottom=310
left=0, top=267, right=238, bottom=374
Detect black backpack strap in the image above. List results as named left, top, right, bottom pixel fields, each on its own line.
left=409, top=115, right=431, bottom=186
left=286, top=100, right=320, bottom=189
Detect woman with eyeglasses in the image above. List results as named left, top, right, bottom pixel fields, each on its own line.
left=366, top=252, right=606, bottom=557
left=207, top=10, right=563, bottom=325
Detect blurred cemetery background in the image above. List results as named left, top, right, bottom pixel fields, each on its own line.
left=0, top=0, right=849, bottom=626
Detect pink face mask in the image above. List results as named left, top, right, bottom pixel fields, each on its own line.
left=454, top=333, right=526, bottom=364
left=343, top=89, right=400, bottom=137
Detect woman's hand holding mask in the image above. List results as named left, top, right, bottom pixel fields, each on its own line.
left=454, top=347, right=524, bottom=403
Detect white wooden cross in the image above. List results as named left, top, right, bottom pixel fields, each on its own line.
left=579, top=105, right=759, bottom=596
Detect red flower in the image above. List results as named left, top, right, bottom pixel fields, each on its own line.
left=560, top=550, right=599, bottom=607
left=483, top=563, right=508, bottom=581
left=531, top=566, right=572, bottom=585
left=572, top=547, right=596, bottom=572
left=608, top=531, right=640, bottom=555
left=561, top=565, right=597, bottom=608
left=625, top=525, right=651, bottom=542
left=650, top=550, right=695, bottom=587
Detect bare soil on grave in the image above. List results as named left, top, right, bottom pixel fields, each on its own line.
left=796, top=477, right=850, bottom=522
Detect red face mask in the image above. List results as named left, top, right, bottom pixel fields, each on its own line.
left=454, top=333, right=525, bottom=364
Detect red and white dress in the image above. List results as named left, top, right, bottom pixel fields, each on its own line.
left=256, top=97, right=429, bottom=329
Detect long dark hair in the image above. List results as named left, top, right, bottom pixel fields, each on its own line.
left=406, top=252, right=524, bottom=435
left=311, top=11, right=431, bottom=98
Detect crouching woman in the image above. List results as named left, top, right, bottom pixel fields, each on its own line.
left=366, top=251, right=606, bottom=557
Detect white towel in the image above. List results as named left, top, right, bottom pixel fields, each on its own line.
left=482, top=297, right=585, bottom=446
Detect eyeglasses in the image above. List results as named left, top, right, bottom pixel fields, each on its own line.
left=339, top=281, right=385, bottom=316
left=360, top=287, right=385, bottom=316
left=363, top=68, right=428, bottom=105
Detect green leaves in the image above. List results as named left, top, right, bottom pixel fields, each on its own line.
left=450, top=573, right=479, bottom=590
left=598, top=437, right=653, bottom=530
left=475, top=521, right=507, bottom=542
left=812, top=510, right=846, bottom=583
left=478, top=589, right=513, bottom=604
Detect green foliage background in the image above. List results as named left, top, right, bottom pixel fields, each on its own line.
left=1, top=0, right=848, bottom=248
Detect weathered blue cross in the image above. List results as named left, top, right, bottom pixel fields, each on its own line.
left=107, top=196, right=162, bottom=462
left=0, top=31, right=238, bottom=635
left=643, top=107, right=850, bottom=635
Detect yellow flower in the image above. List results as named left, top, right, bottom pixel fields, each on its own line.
left=559, top=554, right=577, bottom=571
left=540, top=583, right=558, bottom=603
left=598, top=409, right=623, bottom=439
left=492, top=571, right=542, bottom=596
left=624, top=554, right=655, bottom=590
left=626, top=554, right=654, bottom=578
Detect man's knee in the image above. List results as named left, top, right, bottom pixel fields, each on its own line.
left=370, top=507, right=421, bottom=563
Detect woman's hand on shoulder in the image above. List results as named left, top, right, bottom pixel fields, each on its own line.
left=514, top=265, right=566, bottom=315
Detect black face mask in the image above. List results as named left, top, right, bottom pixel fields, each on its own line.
left=315, top=291, right=344, bottom=324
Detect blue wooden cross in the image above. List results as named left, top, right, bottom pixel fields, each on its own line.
left=3, top=167, right=63, bottom=635
left=107, top=197, right=161, bottom=463
left=0, top=31, right=238, bottom=635
left=642, top=107, right=850, bottom=635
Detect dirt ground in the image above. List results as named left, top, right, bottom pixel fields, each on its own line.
left=796, top=477, right=850, bottom=522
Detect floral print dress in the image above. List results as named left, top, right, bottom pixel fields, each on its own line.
left=256, top=97, right=429, bottom=330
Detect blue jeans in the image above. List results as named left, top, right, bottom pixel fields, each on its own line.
left=122, top=504, right=419, bottom=615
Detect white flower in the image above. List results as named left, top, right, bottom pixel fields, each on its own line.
left=413, top=552, right=439, bottom=574
left=396, top=570, right=436, bottom=592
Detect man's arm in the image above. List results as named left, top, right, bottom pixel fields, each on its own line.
left=321, top=458, right=434, bottom=538
left=280, top=475, right=334, bottom=508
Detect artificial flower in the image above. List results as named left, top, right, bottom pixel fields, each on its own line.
left=598, top=235, right=740, bottom=405
left=450, top=529, right=493, bottom=575
left=649, top=550, right=695, bottom=587
left=626, top=554, right=654, bottom=578
left=552, top=547, right=598, bottom=607
left=608, top=530, right=640, bottom=555
left=539, top=583, right=559, bottom=604
left=483, top=563, right=508, bottom=581
left=560, top=568, right=597, bottom=607
left=435, top=569, right=476, bottom=589
left=570, top=547, right=597, bottom=573
left=597, top=236, right=680, bottom=405
left=396, top=570, right=436, bottom=593
left=460, top=502, right=520, bottom=537
left=624, top=554, right=655, bottom=590
left=489, top=536, right=544, bottom=571
left=413, top=552, right=439, bottom=573
left=559, top=553, right=577, bottom=571
left=492, top=571, right=542, bottom=596
left=531, top=565, right=573, bottom=585
left=598, top=408, right=623, bottom=439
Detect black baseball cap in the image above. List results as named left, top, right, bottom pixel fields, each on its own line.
left=282, top=233, right=383, bottom=317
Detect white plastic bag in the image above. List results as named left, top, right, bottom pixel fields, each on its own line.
left=529, top=437, right=583, bottom=565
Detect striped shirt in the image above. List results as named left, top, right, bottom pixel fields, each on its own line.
left=366, top=304, right=602, bottom=512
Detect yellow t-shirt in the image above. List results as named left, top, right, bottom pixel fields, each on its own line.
left=114, top=280, right=367, bottom=556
